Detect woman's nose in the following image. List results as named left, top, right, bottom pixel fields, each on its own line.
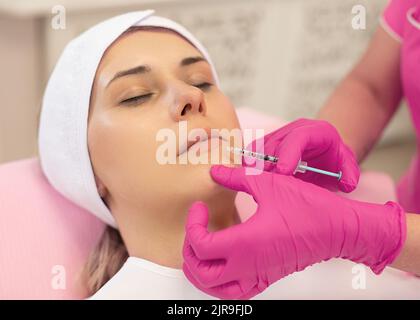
left=170, top=85, right=207, bottom=122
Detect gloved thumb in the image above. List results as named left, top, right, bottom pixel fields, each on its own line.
left=210, top=165, right=253, bottom=194
left=186, top=201, right=209, bottom=237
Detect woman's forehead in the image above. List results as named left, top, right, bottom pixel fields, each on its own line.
left=98, top=29, right=203, bottom=77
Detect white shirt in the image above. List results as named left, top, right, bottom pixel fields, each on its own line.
left=89, top=256, right=420, bottom=300
left=89, top=256, right=216, bottom=300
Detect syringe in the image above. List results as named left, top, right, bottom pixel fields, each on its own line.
left=227, top=147, right=342, bottom=180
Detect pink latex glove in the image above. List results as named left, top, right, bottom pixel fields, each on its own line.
left=245, top=118, right=360, bottom=192
left=183, top=165, right=406, bottom=300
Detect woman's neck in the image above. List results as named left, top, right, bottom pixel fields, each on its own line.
left=112, top=192, right=240, bottom=269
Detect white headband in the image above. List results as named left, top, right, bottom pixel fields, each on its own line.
left=38, top=10, right=220, bottom=228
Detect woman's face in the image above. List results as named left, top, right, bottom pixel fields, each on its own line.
left=88, top=28, right=241, bottom=216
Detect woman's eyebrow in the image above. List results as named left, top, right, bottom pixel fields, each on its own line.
left=180, top=56, right=208, bottom=66
left=106, top=56, right=208, bottom=88
left=106, top=65, right=151, bottom=88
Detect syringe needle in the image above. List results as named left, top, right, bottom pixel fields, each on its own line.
left=228, top=147, right=342, bottom=180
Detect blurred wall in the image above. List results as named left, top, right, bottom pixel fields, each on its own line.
left=0, top=0, right=415, bottom=164
left=0, top=13, right=42, bottom=163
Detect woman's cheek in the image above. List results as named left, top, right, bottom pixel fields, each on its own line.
left=209, top=94, right=240, bottom=128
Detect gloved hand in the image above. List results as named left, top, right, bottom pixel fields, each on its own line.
left=183, top=165, right=406, bottom=300
left=245, top=118, right=360, bottom=192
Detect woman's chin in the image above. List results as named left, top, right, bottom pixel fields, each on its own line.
left=175, top=146, right=241, bottom=198
left=186, top=160, right=239, bottom=196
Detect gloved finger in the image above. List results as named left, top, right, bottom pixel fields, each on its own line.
left=210, top=165, right=258, bottom=202
left=269, top=130, right=307, bottom=175
left=184, top=235, right=249, bottom=288
left=238, top=286, right=260, bottom=300
left=208, top=284, right=253, bottom=300
left=247, top=118, right=311, bottom=155
left=243, top=119, right=311, bottom=171
left=183, top=262, right=231, bottom=299
left=183, top=263, right=219, bottom=297
left=184, top=264, right=255, bottom=300
left=271, top=122, right=341, bottom=175
left=185, top=201, right=233, bottom=260
left=242, top=138, right=275, bottom=172
left=202, top=278, right=258, bottom=300
left=238, top=275, right=272, bottom=299
left=337, top=144, right=360, bottom=193
left=182, top=239, right=227, bottom=288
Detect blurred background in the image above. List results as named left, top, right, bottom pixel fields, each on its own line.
left=0, top=0, right=416, bottom=182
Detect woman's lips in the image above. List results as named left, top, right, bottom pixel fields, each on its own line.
left=177, top=130, right=227, bottom=157
left=188, top=136, right=225, bottom=155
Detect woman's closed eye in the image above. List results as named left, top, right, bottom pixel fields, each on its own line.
left=194, top=82, right=212, bottom=91
left=120, top=93, right=153, bottom=106
left=119, top=83, right=213, bottom=107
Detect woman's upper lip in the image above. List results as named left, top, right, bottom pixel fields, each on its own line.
left=178, top=128, right=224, bottom=156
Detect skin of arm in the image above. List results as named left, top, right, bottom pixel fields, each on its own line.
left=392, top=214, right=420, bottom=275
left=317, top=26, right=420, bottom=275
left=317, top=26, right=402, bottom=162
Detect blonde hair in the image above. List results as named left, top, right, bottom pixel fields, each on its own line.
left=82, top=226, right=128, bottom=295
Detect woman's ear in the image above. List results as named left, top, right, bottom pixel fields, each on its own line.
left=94, top=174, right=108, bottom=199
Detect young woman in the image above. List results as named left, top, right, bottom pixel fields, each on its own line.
left=38, top=9, right=420, bottom=300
